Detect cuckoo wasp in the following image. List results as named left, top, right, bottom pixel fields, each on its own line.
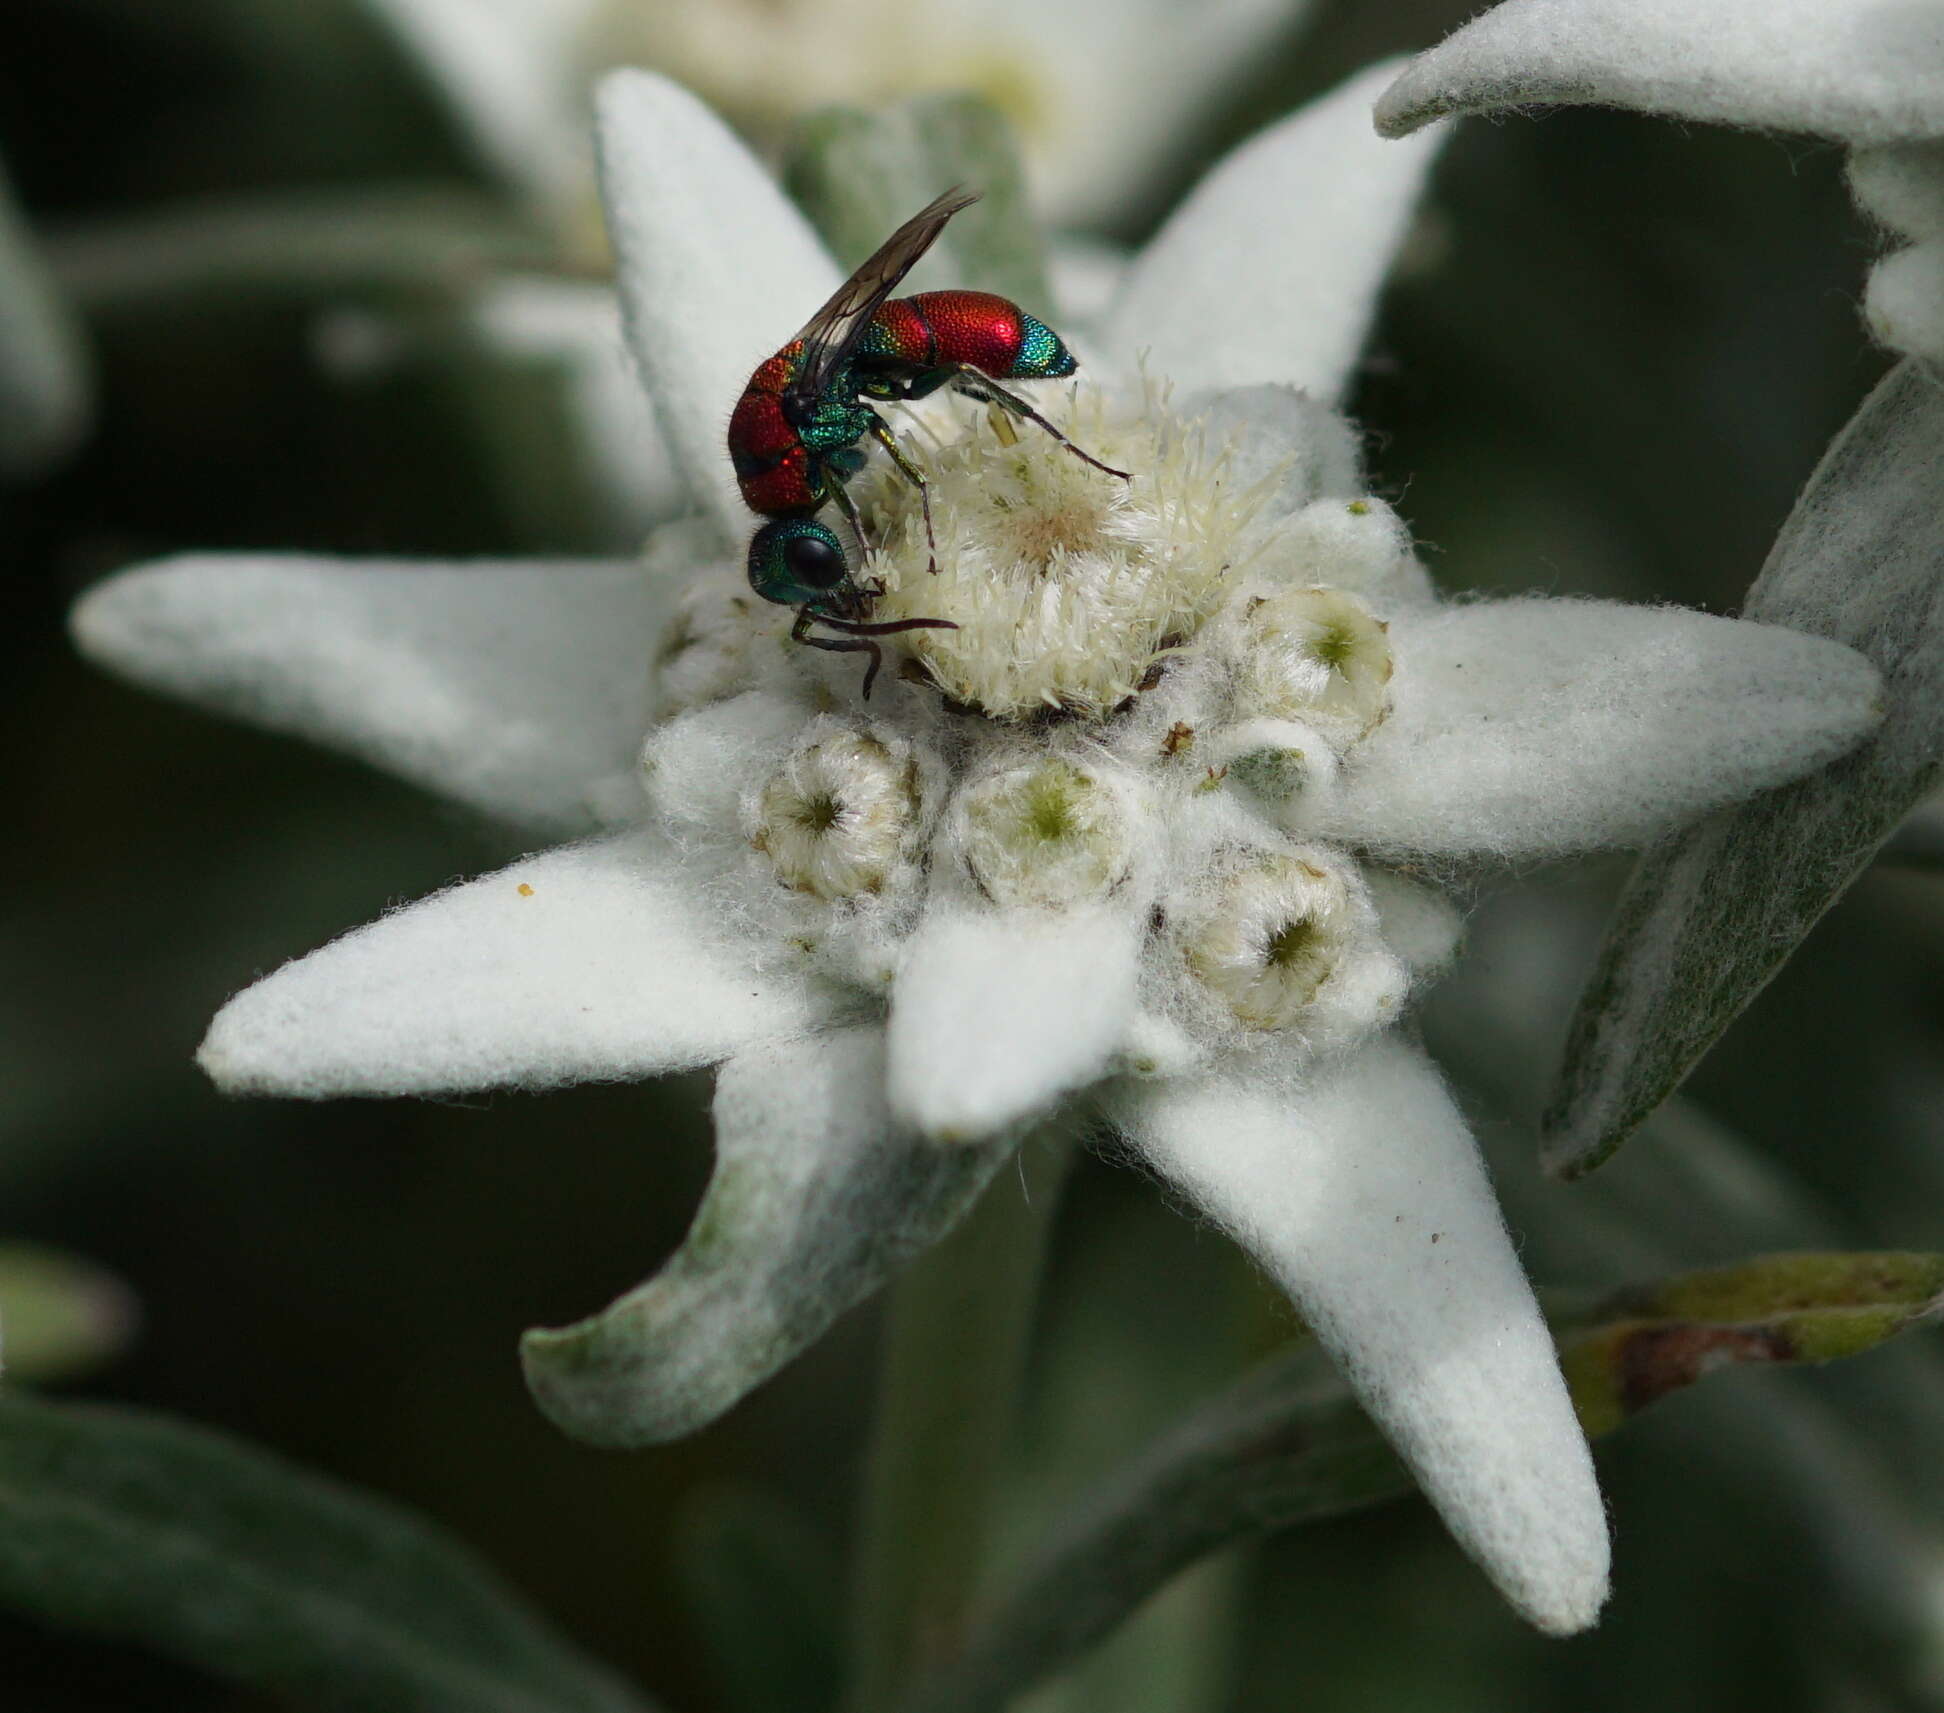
left=729, top=187, right=1127, bottom=696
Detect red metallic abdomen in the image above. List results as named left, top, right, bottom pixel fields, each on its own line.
left=906, top=291, right=1025, bottom=377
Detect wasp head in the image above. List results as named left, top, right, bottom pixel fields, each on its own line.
left=747, top=517, right=866, bottom=615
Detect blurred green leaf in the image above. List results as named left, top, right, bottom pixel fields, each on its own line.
left=784, top=94, right=1049, bottom=308
left=0, top=1395, right=654, bottom=1713
left=0, top=157, right=90, bottom=474
left=902, top=1250, right=1944, bottom=1713
left=0, top=1244, right=137, bottom=1385
left=674, top=1486, right=842, bottom=1713
left=1543, top=361, right=1944, bottom=1177
left=48, top=186, right=553, bottom=317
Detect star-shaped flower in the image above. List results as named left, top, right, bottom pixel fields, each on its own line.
left=73, top=65, right=1883, bottom=1637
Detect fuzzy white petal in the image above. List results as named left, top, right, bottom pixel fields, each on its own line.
left=522, top=1025, right=1011, bottom=1445
left=198, top=831, right=820, bottom=1098
left=72, top=554, right=665, bottom=835
left=1311, top=598, right=1883, bottom=861
left=1850, top=142, right=1944, bottom=238
left=357, top=0, right=594, bottom=205
left=643, top=689, right=811, bottom=832
left=1375, top=0, right=1944, bottom=146
left=595, top=69, right=839, bottom=540
left=470, top=275, right=688, bottom=533
left=1864, top=241, right=1944, bottom=362
left=1105, top=60, right=1445, bottom=403
left=1114, top=1036, right=1609, bottom=1634
left=887, top=904, right=1142, bottom=1143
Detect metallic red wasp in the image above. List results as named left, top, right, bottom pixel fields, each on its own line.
left=728, top=187, right=1128, bottom=695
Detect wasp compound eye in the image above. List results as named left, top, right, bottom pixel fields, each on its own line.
left=749, top=518, right=853, bottom=609
left=785, top=531, right=846, bottom=590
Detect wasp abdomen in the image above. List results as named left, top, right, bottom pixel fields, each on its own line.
left=904, top=290, right=1077, bottom=381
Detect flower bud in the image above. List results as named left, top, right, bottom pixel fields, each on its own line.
left=1236, top=586, right=1392, bottom=747
left=1183, top=848, right=1374, bottom=1031
left=748, top=725, right=920, bottom=900
left=955, top=757, right=1136, bottom=908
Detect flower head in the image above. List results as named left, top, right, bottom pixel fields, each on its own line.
left=72, top=64, right=1885, bottom=1638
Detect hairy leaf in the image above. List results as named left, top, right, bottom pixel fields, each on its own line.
left=0, top=1395, right=650, bottom=1713
left=522, top=1028, right=1014, bottom=1446
left=1544, top=361, right=1944, bottom=1177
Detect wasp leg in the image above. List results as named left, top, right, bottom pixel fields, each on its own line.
left=792, top=607, right=960, bottom=700
left=949, top=366, right=1130, bottom=481
left=792, top=607, right=885, bottom=698
left=829, top=479, right=874, bottom=559
left=867, top=414, right=939, bottom=573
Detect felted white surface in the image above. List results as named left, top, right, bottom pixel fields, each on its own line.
left=595, top=70, right=840, bottom=544
left=887, top=903, right=1143, bottom=1142
left=470, top=274, right=688, bottom=534
left=1105, top=60, right=1445, bottom=404
left=1864, top=240, right=1944, bottom=362
left=1308, top=598, right=1883, bottom=861
left=356, top=0, right=594, bottom=206
left=198, top=831, right=822, bottom=1098
left=1850, top=143, right=1944, bottom=238
left=72, top=554, right=665, bottom=835
left=1375, top=0, right=1944, bottom=146
left=641, top=690, right=812, bottom=833
left=1116, top=1035, right=1609, bottom=1634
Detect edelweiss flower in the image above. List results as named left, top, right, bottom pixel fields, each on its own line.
left=1372, top=0, right=1944, bottom=364
left=355, top=0, right=1317, bottom=227
left=73, top=67, right=1883, bottom=1637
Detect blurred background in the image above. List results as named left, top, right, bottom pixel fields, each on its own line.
left=1, top=1, right=1934, bottom=1709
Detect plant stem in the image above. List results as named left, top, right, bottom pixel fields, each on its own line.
left=843, top=1126, right=1074, bottom=1713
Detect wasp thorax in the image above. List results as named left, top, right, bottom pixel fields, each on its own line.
left=860, top=388, right=1269, bottom=722
left=955, top=757, right=1135, bottom=908
left=1183, top=849, right=1381, bottom=1032
left=1235, top=587, right=1392, bottom=747
left=748, top=726, right=919, bottom=900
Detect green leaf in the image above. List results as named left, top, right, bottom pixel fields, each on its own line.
left=0, top=158, right=90, bottom=474
left=0, top=1244, right=137, bottom=1386
left=673, top=1487, right=842, bottom=1713
left=784, top=94, right=1050, bottom=308
left=0, top=1394, right=654, bottom=1713
left=1544, top=361, right=1944, bottom=1177
left=900, top=1250, right=1944, bottom=1713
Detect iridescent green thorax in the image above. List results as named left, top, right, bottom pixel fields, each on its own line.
left=794, top=380, right=877, bottom=455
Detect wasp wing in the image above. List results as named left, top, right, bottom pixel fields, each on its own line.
left=783, top=187, right=979, bottom=409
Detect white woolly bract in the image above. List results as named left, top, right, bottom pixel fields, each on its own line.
left=748, top=722, right=924, bottom=901
left=1864, top=241, right=1944, bottom=364
left=1112, top=1036, right=1611, bottom=1634
left=861, top=386, right=1279, bottom=720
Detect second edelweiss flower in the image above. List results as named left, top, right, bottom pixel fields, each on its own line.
left=72, top=65, right=1886, bottom=1641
